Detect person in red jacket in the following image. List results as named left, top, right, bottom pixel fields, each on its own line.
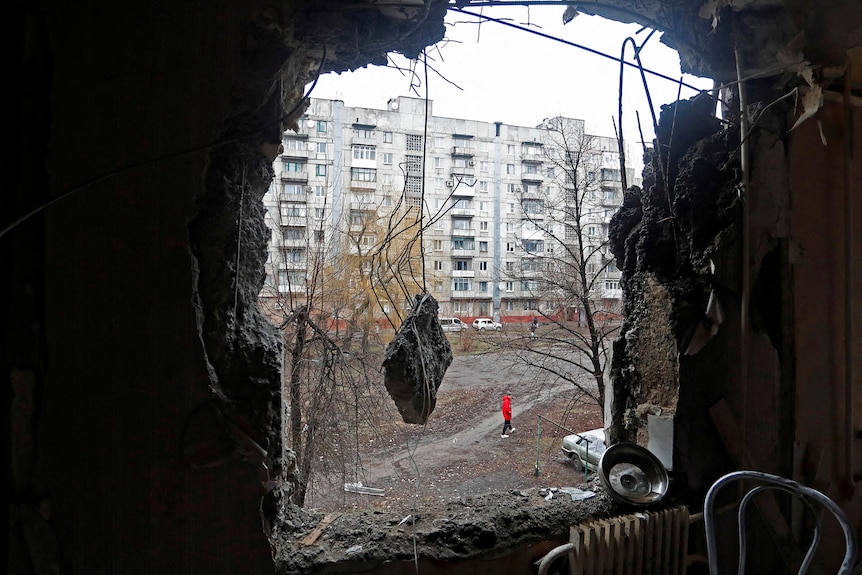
left=501, top=393, right=514, bottom=437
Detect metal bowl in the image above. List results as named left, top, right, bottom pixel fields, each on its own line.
left=598, top=442, right=669, bottom=507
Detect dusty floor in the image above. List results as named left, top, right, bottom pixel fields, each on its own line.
left=273, top=337, right=616, bottom=574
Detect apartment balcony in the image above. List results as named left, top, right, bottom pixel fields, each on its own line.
left=449, top=184, right=475, bottom=197
left=450, top=208, right=475, bottom=217
left=451, top=146, right=474, bottom=157
left=279, top=237, right=307, bottom=247
left=452, top=270, right=475, bottom=278
left=451, top=167, right=475, bottom=178
left=350, top=201, right=377, bottom=211
left=451, top=248, right=475, bottom=258
left=280, top=171, right=308, bottom=182
left=521, top=172, right=543, bottom=183
left=450, top=290, right=475, bottom=298
left=279, top=192, right=308, bottom=202
left=277, top=283, right=307, bottom=294
left=350, top=135, right=375, bottom=145
left=350, top=181, right=376, bottom=191
left=281, top=148, right=308, bottom=159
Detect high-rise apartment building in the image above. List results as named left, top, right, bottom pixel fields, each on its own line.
left=261, top=96, right=634, bottom=325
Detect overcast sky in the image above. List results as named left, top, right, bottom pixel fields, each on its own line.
left=309, top=5, right=714, bottom=162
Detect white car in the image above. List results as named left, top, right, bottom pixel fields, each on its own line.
left=472, top=318, right=502, bottom=331
left=439, top=317, right=466, bottom=332
left=561, top=428, right=606, bottom=471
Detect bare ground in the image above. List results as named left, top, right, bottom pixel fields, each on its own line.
left=306, top=335, right=605, bottom=513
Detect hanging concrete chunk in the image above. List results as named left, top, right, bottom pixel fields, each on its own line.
left=382, top=294, right=453, bottom=424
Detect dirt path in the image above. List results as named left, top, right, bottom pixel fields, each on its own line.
left=308, top=343, right=604, bottom=512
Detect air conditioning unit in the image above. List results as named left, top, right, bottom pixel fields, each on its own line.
left=305, top=186, right=313, bottom=193
left=468, top=160, right=475, bottom=166
left=445, top=180, right=454, bottom=187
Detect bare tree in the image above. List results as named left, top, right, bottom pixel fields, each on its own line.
left=500, top=118, right=625, bottom=413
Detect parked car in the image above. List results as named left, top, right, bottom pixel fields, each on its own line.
left=561, top=428, right=606, bottom=471
left=439, top=317, right=466, bottom=332
left=472, top=317, right=502, bottom=331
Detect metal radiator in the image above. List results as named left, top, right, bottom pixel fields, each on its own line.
left=537, top=506, right=690, bottom=575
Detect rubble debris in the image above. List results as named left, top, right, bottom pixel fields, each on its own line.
left=382, top=293, right=453, bottom=424
left=559, top=487, right=596, bottom=501
left=343, top=482, right=385, bottom=496
left=301, top=513, right=340, bottom=546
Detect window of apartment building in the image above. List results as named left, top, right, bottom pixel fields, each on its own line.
left=588, top=225, right=597, bottom=236
left=382, top=173, right=393, bottom=187
left=382, top=195, right=392, bottom=207
left=454, top=259, right=472, bottom=271
left=352, top=192, right=374, bottom=204
left=506, top=242, right=515, bottom=252
left=505, top=261, right=514, bottom=272
left=478, top=201, right=487, bottom=212
left=433, top=157, right=444, bottom=169
left=522, top=258, right=541, bottom=272
left=480, top=141, right=489, bottom=153
left=524, top=183, right=539, bottom=194
left=316, top=120, right=327, bottom=133
left=283, top=227, right=305, bottom=240
left=453, top=198, right=472, bottom=210
left=523, top=221, right=538, bottom=233
left=479, top=281, right=488, bottom=292
left=383, top=131, right=393, bottom=143
left=452, top=237, right=475, bottom=250
left=314, top=185, right=325, bottom=197
left=605, top=281, right=619, bottom=290
left=434, top=260, right=443, bottom=271
left=479, top=261, right=488, bottom=270
left=405, top=155, right=423, bottom=172
left=523, top=300, right=539, bottom=311
left=524, top=240, right=544, bottom=253
left=479, top=181, right=489, bottom=193
left=506, top=183, right=517, bottom=194
left=453, top=278, right=473, bottom=292
left=607, top=260, right=618, bottom=273
left=283, top=183, right=304, bottom=195
left=353, top=126, right=374, bottom=138
left=508, top=203, right=515, bottom=213
left=406, top=134, right=424, bottom=151
left=353, top=144, right=376, bottom=160
left=284, top=160, right=305, bottom=173
left=280, top=203, right=304, bottom=218
left=480, top=161, right=490, bottom=172
left=314, top=230, right=324, bottom=242
left=506, top=163, right=515, bottom=175
left=521, top=280, right=538, bottom=292
left=523, top=199, right=544, bottom=214
left=604, top=189, right=618, bottom=202
left=434, top=281, right=443, bottom=292
left=601, top=168, right=621, bottom=182
left=479, top=221, right=488, bottom=232
left=283, top=138, right=305, bottom=151
left=506, top=222, right=514, bottom=232
left=522, top=143, right=541, bottom=156
left=314, top=207, right=325, bottom=218
left=351, top=167, right=377, bottom=182
left=382, top=152, right=393, bottom=164
left=453, top=301, right=464, bottom=313
left=360, top=234, right=376, bottom=247
left=507, top=144, right=515, bottom=155
left=433, top=239, right=442, bottom=251
left=523, top=163, right=538, bottom=174
left=315, top=164, right=326, bottom=176
left=452, top=217, right=472, bottom=231
left=587, top=262, right=598, bottom=274
left=349, top=210, right=370, bottom=225
left=479, top=241, right=488, bottom=253
left=282, top=248, right=304, bottom=263
left=435, top=178, right=444, bottom=190
left=505, top=281, right=514, bottom=292
left=316, top=142, right=327, bottom=155
left=453, top=157, right=470, bottom=170
left=278, top=270, right=305, bottom=287
left=505, top=300, right=514, bottom=310
left=434, top=136, right=445, bottom=148
left=546, top=167, right=555, bottom=178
